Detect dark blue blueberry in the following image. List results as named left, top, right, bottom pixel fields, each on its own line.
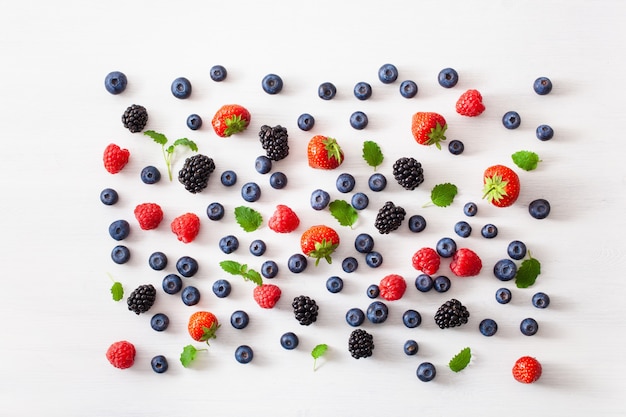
left=507, top=240, right=527, bottom=260
left=354, top=233, right=375, bottom=253
left=366, top=301, right=388, bottom=324
left=404, top=340, right=419, bottom=356
left=368, top=173, right=387, bottom=192
left=502, top=111, right=521, bottom=129
left=403, top=309, right=422, bottom=328
left=436, top=237, right=457, bottom=258
left=532, top=292, right=551, bottom=309
left=150, top=313, right=169, bottom=332
left=100, top=188, right=119, bottom=205
left=230, top=310, right=250, bottom=329
left=318, top=82, right=337, bottom=100
left=481, top=224, right=498, bottom=239
left=151, top=355, right=168, bottom=373
left=326, top=276, right=344, bottom=293
left=495, top=287, right=512, bottom=304
left=463, top=202, right=478, bottom=217
left=261, top=260, right=279, bottom=279
left=254, top=155, right=272, bottom=174
left=365, top=251, right=383, bottom=268
left=148, top=251, right=168, bottom=271
left=399, top=80, right=418, bottom=98
left=241, top=182, right=261, bottom=202
left=342, top=256, right=358, bottom=273
left=206, top=202, right=225, bottom=221
left=336, top=173, right=356, bottom=193
left=438, top=67, right=459, bottom=88
left=220, top=170, right=237, bottom=187
left=262, top=73, right=283, bottom=94
left=297, top=113, right=315, bottom=131
left=310, top=189, right=330, bottom=210
left=536, top=124, right=554, bottom=141
left=280, top=332, right=299, bottom=349
left=351, top=192, right=369, bottom=210
left=104, top=71, right=127, bottom=94
left=186, top=114, right=202, bottom=130
left=171, top=77, right=192, bottom=99
left=448, top=140, right=464, bottom=155
left=269, top=172, right=288, bottom=189
left=209, top=65, right=227, bottom=82
left=414, top=274, right=434, bottom=292
left=140, top=166, right=161, bottom=184
left=176, top=256, right=198, bottom=278
left=354, top=81, right=372, bottom=100
left=235, top=345, right=254, bottom=364
left=162, top=274, right=183, bottom=295
left=408, top=215, right=427, bottom=233
left=287, top=254, right=308, bottom=273
left=109, top=219, right=130, bottom=241
left=479, top=318, right=498, bottom=337
left=378, top=63, right=399, bottom=84
left=111, top=245, right=130, bottom=264
left=181, top=286, right=201, bottom=306
left=520, top=317, right=539, bottom=336
left=345, top=308, right=366, bottom=327
left=417, top=362, right=436, bottom=382
left=212, top=279, right=232, bottom=298
left=529, top=198, right=551, bottom=219
left=349, top=111, right=368, bottom=130
left=454, top=221, right=472, bottom=238
left=366, top=284, right=380, bottom=299
left=533, top=76, right=552, bottom=95
left=249, top=239, right=267, bottom=257
left=433, top=275, right=451, bottom=293
left=493, top=259, right=517, bottom=281
left=219, top=235, right=239, bottom=254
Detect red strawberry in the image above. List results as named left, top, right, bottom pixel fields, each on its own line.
left=268, top=204, right=300, bottom=233
left=211, top=104, right=251, bottom=137
left=483, top=165, right=520, bottom=207
left=512, top=356, right=542, bottom=384
left=134, top=203, right=163, bottom=230
left=300, top=225, right=340, bottom=265
left=379, top=274, right=407, bottom=301
left=456, top=89, right=485, bottom=117
left=103, top=143, right=130, bottom=174
left=187, top=311, right=220, bottom=344
left=411, top=247, right=440, bottom=275
left=106, top=340, right=136, bottom=369
left=449, top=248, right=482, bottom=277
left=307, top=135, right=344, bottom=169
left=253, top=283, right=282, bottom=309
left=170, top=213, right=200, bottom=243
left=411, top=112, right=447, bottom=149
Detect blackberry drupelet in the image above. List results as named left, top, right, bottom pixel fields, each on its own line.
left=348, top=329, right=374, bottom=359
left=374, top=201, right=406, bottom=234
left=178, top=154, right=215, bottom=193
left=292, top=295, right=319, bottom=326
left=434, top=298, right=470, bottom=329
left=392, top=157, right=424, bottom=190
left=121, top=104, right=148, bottom=133
left=127, top=284, right=156, bottom=315
left=259, top=124, right=289, bottom=161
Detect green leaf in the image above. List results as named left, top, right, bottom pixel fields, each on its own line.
left=110, top=281, right=124, bottom=302
left=180, top=345, right=206, bottom=368
left=173, top=138, right=198, bottom=152
left=311, top=344, right=328, bottom=371
left=429, top=183, right=458, bottom=207
left=144, top=130, right=168, bottom=145
left=219, top=260, right=242, bottom=275
left=362, top=141, right=384, bottom=170
left=219, top=260, right=263, bottom=286
left=234, top=206, right=263, bottom=232
left=449, top=347, right=471, bottom=372
left=328, top=199, right=358, bottom=228
left=512, top=150, right=541, bottom=171
left=515, top=254, right=541, bottom=288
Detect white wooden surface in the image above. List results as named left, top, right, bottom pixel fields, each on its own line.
left=1, top=1, right=624, bottom=415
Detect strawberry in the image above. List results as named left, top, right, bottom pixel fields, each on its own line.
left=253, top=283, right=282, bottom=309
left=268, top=204, right=300, bottom=233
left=379, top=274, right=407, bottom=301
left=456, top=89, right=485, bottom=117
left=187, top=311, right=220, bottom=344
left=449, top=248, right=482, bottom=277
left=170, top=212, right=200, bottom=243
left=106, top=340, right=136, bottom=369
left=211, top=104, right=251, bottom=137
left=411, top=112, right=447, bottom=149
left=103, top=143, right=130, bottom=174
left=483, top=164, right=520, bottom=207
left=512, top=356, right=542, bottom=384
left=307, top=135, right=344, bottom=169
left=134, top=203, right=163, bottom=230
left=300, top=225, right=340, bottom=265
left=411, top=247, right=440, bottom=275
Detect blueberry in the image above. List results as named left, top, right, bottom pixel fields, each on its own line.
left=520, top=318, right=539, bottom=336
left=310, top=189, right=331, bottom=210
left=493, top=259, right=517, bottom=281
left=235, top=345, right=254, bottom=364
left=262, top=73, right=283, bottom=94
left=209, top=65, right=227, bottom=82
left=212, top=279, right=232, bottom=298
left=336, top=173, right=356, bottom=193
left=414, top=274, right=434, bottom=292
left=219, top=235, right=239, bottom=254
left=104, top=71, right=127, bottom=94
left=366, top=301, right=389, bottom=324
left=342, top=257, right=358, bottom=273
left=481, top=223, right=498, bottom=239
left=345, top=308, right=366, bottom=327
left=261, top=260, right=279, bottom=279
left=436, top=237, right=457, bottom=258
left=454, top=221, right=472, bottom=238
left=249, top=239, right=267, bottom=257
left=529, top=198, right=551, bottom=219
left=417, top=362, right=436, bottom=382
left=479, top=318, right=498, bottom=337
left=140, top=166, right=161, bottom=184
left=378, top=63, right=399, bottom=84
left=109, top=219, right=130, bottom=241
left=176, top=256, right=198, bottom=278
left=351, top=192, right=369, bottom=210
left=463, top=202, right=478, bottom=217
left=433, top=275, right=451, bottom=293
left=536, top=124, right=554, bottom=141
left=162, top=274, right=183, bottom=295
left=404, top=340, right=419, bottom=356
left=507, top=240, right=527, bottom=260
left=448, top=140, right=464, bottom=155
left=495, top=287, right=512, bottom=304
left=151, top=355, right=168, bottom=373
left=365, top=251, right=383, bottom=268
left=354, top=233, right=375, bottom=253
left=254, top=155, right=272, bottom=174
left=186, top=114, right=203, bottom=130
left=230, top=310, right=250, bottom=329
left=150, top=313, right=170, bottom=332
left=297, top=113, right=315, bottom=131
left=100, top=188, right=119, bottom=205
left=280, top=332, right=299, bottom=349
left=206, top=202, right=225, bottom=221
left=353, top=81, right=372, bottom=100
left=318, top=82, right=337, bottom=100
left=408, top=215, right=427, bottom=233
left=269, top=172, right=288, bottom=189
left=148, top=251, right=168, bottom=271
left=532, top=292, right=551, bottom=309
left=111, top=245, right=130, bottom=264
left=438, top=67, right=459, bottom=88
left=349, top=111, right=368, bottom=130
left=402, top=309, right=422, bottom=328
left=171, top=77, right=192, bottom=99
left=287, top=254, right=308, bottom=273
left=326, top=276, right=344, bottom=293
left=502, top=111, right=521, bottom=129
left=399, top=80, right=418, bottom=98
left=366, top=284, right=380, bottom=299
left=533, top=76, right=552, bottom=95
left=241, top=182, right=261, bottom=202
left=220, top=170, right=238, bottom=187
left=368, top=173, right=387, bottom=192
left=181, top=286, right=201, bottom=306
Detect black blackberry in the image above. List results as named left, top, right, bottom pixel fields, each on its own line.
left=259, top=125, right=289, bottom=161
left=127, top=284, right=156, bottom=315
left=348, top=329, right=374, bottom=359
left=434, top=298, right=470, bottom=329
left=178, top=154, right=215, bottom=193
left=392, top=157, right=424, bottom=190
left=374, top=201, right=406, bottom=234
left=292, top=295, right=319, bottom=326
left=121, top=104, right=148, bottom=133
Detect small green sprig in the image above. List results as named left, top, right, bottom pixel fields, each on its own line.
left=107, top=273, right=123, bottom=302
left=449, top=347, right=471, bottom=372
left=219, top=260, right=263, bottom=285
left=515, top=252, right=541, bottom=288
left=144, top=130, right=198, bottom=181
left=311, top=344, right=328, bottom=371
left=180, top=345, right=207, bottom=368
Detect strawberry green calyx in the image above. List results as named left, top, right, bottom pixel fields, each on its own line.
left=199, top=322, right=220, bottom=344
left=223, top=115, right=249, bottom=136
left=324, top=138, right=343, bottom=164
left=427, top=122, right=447, bottom=150
left=482, top=174, right=509, bottom=203
left=308, top=239, right=339, bottom=266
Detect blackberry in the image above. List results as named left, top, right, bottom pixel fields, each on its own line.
left=348, top=329, right=374, bottom=359
left=259, top=125, right=289, bottom=161
left=121, top=104, right=148, bottom=133
left=127, top=284, right=156, bottom=315
left=374, top=201, right=406, bottom=234
left=434, top=298, right=470, bottom=329
left=178, top=154, right=215, bottom=193
left=292, top=295, right=319, bottom=326
left=392, top=157, right=424, bottom=190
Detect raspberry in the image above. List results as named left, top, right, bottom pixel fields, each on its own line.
left=171, top=213, right=201, bottom=243
left=103, top=143, right=130, bottom=174
left=268, top=205, right=300, bottom=233
left=512, top=356, right=542, bottom=384
left=134, top=203, right=163, bottom=230
left=378, top=274, right=407, bottom=301
left=348, top=329, right=374, bottom=359
left=292, top=295, right=319, bottom=325
left=449, top=248, right=482, bottom=277
left=456, top=89, right=485, bottom=117
left=434, top=298, right=470, bottom=329
left=412, top=247, right=440, bottom=275
left=106, top=340, right=136, bottom=369
left=259, top=124, right=289, bottom=161
left=374, top=201, right=406, bottom=234
left=121, top=104, right=148, bottom=133
left=253, top=284, right=282, bottom=309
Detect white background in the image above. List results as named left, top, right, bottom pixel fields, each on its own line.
left=1, top=1, right=624, bottom=416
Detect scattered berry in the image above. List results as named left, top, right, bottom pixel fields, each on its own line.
left=220, top=170, right=237, bottom=186
left=212, top=279, right=232, bottom=298
left=495, top=287, right=512, bottom=304
left=249, top=239, right=266, bottom=256
left=365, top=251, right=383, bottom=268
left=438, top=67, right=459, bottom=88
left=297, top=113, right=315, bottom=131
left=378, top=63, right=398, bottom=84
left=342, top=256, right=358, bottom=273
left=481, top=223, right=498, bottom=239
left=408, top=215, right=427, bottom=233
left=454, top=221, right=472, bottom=238
left=532, top=292, right=551, bottom=308
left=307, top=135, right=344, bottom=169
left=109, top=219, right=130, bottom=241
left=502, top=111, right=521, bottom=129
left=414, top=274, right=434, bottom=292
left=287, top=253, right=308, bottom=273
left=508, top=240, right=527, bottom=260
left=354, top=81, right=372, bottom=100
left=280, top=332, right=299, bottom=350
left=450, top=248, right=482, bottom=277
left=253, top=283, right=282, bottom=309
left=181, top=286, right=201, bottom=306
left=292, top=295, right=319, bottom=326
left=150, top=313, right=170, bottom=332
left=162, top=274, right=183, bottom=295
left=140, top=165, right=161, bottom=184
left=148, top=251, right=167, bottom=270
left=349, top=111, right=368, bottom=130
left=219, top=235, right=239, bottom=254
left=436, top=237, right=457, bottom=258
left=512, top=356, right=542, bottom=383
left=127, top=284, right=156, bottom=315
left=268, top=204, right=300, bottom=233
left=411, top=112, right=447, bottom=149
left=209, top=65, right=227, bottom=81
left=100, top=188, right=119, bottom=205
left=134, top=203, right=163, bottom=230
left=269, top=172, right=288, bottom=189
left=345, top=307, right=366, bottom=327
left=171, top=77, right=192, bottom=99
left=529, top=198, right=551, bottom=219
left=533, top=76, right=552, bottom=95
left=354, top=233, right=375, bottom=253
left=318, top=82, right=337, bottom=100
left=402, top=309, right=422, bottom=328
left=178, top=154, right=215, bottom=194
left=348, top=329, right=374, bottom=359
left=416, top=362, right=436, bottom=382
left=254, top=155, right=272, bottom=174
left=404, top=340, right=419, bottom=356
left=463, top=202, right=478, bottom=217
left=399, top=80, right=418, bottom=98
left=434, top=299, right=470, bottom=329
left=151, top=355, right=168, bottom=373
left=368, top=173, right=387, bottom=192
left=456, top=89, right=485, bottom=117
left=351, top=192, right=369, bottom=210
left=379, top=274, right=407, bottom=301
left=261, top=260, right=279, bottom=278
left=230, top=310, right=249, bottom=329
left=171, top=213, right=200, bottom=243
left=479, top=318, right=498, bottom=336
left=483, top=165, right=520, bottom=207
left=366, top=284, right=380, bottom=298
left=104, top=71, right=127, bottom=94
left=433, top=275, right=452, bottom=293
left=259, top=124, right=289, bottom=161
left=493, top=258, right=517, bottom=281
left=536, top=124, right=554, bottom=141
left=310, top=189, right=331, bottom=210
left=111, top=245, right=130, bottom=264
left=300, top=225, right=340, bottom=265
left=520, top=317, right=539, bottom=336
left=366, top=301, right=388, bottom=324
left=448, top=139, right=464, bottom=155
left=412, top=247, right=440, bottom=275
left=336, top=172, right=356, bottom=193
left=106, top=340, right=135, bottom=369
left=392, top=157, right=424, bottom=190
left=186, top=114, right=202, bottom=130
left=121, top=104, right=148, bottom=133
left=103, top=143, right=130, bottom=174
left=374, top=201, right=406, bottom=234
left=234, top=345, right=254, bottom=364
left=326, top=276, right=344, bottom=293
left=211, top=104, right=251, bottom=137
left=187, top=311, right=219, bottom=343
left=176, top=255, right=198, bottom=278
left=241, top=182, right=261, bottom=202
left=206, top=202, right=225, bottom=221
left=262, top=73, right=283, bottom=94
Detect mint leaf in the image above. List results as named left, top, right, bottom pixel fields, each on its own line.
left=110, top=281, right=124, bottom=302
left=362, top=141, right=384, bottom=170
left=234, top=206, right=263, bottom=232
left=429, top=183, right=458, bottom=207
left=449, top=347, right=471, bottom=372
left=144, top=130, right=197, bottom=181
left=311, top=343, right=328, bottom=371
left=144, top=130, right=168, bottom=145
left=515, top=254, right=541, bottom=288
left=512, top=150, right=541, bottom=171
left=219, top=260, right=242, bottom=275
left=173, top=138, right=198, bottom=152
left=180, top=345, right=207, bottom=368
left=219, top=260, right=263, bottom=285
left=329, top=199, right=358, bottom=228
